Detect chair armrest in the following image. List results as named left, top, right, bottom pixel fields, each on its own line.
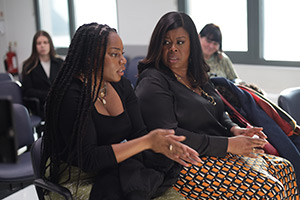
left=23, top=97, right=41, bottom=116
left=33, top=178, right=73, bottom=200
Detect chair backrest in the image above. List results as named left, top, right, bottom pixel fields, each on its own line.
left=0, top=98, right=17, bottom=163
left=12, top=103, right=34, bottom=148
left=31, top=137, right=42, bottom=179
left=31, top=137, right=73, bottom=200
left=0, top=81, right=42, bottom=131
left=278, top=87, right=300, bottom=123
left=31, top=137, right=46, bottom=199
left=0, top=81, right=23, bottom=104
left=124, top=56, right=144, bottom=87
left=0, top=73, right=14, bottom=82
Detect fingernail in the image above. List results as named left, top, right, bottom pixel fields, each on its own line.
left=197, top=162, right=204, bottom=166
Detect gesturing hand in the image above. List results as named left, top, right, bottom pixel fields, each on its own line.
left=148, top=129, right=202, bottom=167
left=227, top=135, right=268, bottom=158
left=231, top=126, right=267, bottom=139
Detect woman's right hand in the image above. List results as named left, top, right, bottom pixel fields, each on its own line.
left=146, top=129, right=203, bottom=167
left=227, top=135, right=268, bottom=158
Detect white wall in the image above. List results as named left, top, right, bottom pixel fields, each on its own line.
left=117, top=0, right=177, bottom=46
left=117, top=0, right=177, bottom=57
left=0, top=0, right=36, bottom=74
left=234, top=64, right=300, bottom=103
left=0, top=0, right=177, bottom=73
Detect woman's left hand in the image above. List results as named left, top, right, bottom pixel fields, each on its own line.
left=147, top=129, right=203, bottom=167
left=230, top=126, right=267, bottom=139
left=165, top=134, right=203, bottom=167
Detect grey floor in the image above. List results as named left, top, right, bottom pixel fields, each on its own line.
left=3, top=185, right=38, bottom=200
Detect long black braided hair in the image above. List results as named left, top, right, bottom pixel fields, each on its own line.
left=40, top=23, right=117, bottom=189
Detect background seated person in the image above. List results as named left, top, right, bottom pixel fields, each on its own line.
left=199, top=23, right=238, bottom=82
left=199, top=23, right=266, bottom=95
left=22, top=30, right=63, bottom=118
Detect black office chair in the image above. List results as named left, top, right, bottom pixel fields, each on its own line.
left=0, top=81, right=42, bottom=129
left=0, top=73, right=14, bottom=82
left=0, top=104, right=35, bottom=197
left=278, top=87, right=300, bottom=124
left=124, top=56, right=144, bottom=87
left=31, top=137, right=73, bottom=200
left=0, top=97, right=17, bottom=164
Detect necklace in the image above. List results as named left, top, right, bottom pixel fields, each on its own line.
left=174, top=73, right=216, bottom=106
left=97, top=82, right=107, bottom=105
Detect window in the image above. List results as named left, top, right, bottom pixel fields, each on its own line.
left=263, top=0, right=300, bottom=62
left=73, top=0, right=118, bottom=31
left=35, top=0, right=118, bottom=49
left=38, top=0, right=70, bottom=48
left=184, top=0, right=300, bottom=66
left=187, top=0, right=247, bottom=52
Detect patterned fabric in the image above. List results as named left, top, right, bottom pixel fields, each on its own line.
left=45, top=164, right=95, bottom=200
left=206, top=52, right=238, bottom=81
left=174, top=153, right=299, bottom=200
left=45, top=155, right=299, bottom=199
left=153, top=187, right=186, bottom=200
left=211, top=77, right=300, bottom=188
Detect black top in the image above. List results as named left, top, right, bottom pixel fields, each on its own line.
left=135, top=67, right=236, bottom=157
left=58, top=77, right=147, bottom=172
left=22, top=57, right=63, bottom=117
left=22, top=58, right=63, bottom=104
left=57, top=77, right=169, bottom=199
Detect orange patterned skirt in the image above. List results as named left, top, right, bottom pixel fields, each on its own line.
left=174, top=153, right=299, bottom=200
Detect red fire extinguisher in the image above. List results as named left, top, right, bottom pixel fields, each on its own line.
left=4, top=42, right=18, bottom=75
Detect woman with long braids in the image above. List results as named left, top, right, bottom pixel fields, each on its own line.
left=40, top=23, right=201, bottom=199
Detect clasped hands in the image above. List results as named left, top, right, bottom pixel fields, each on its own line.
left=148, top=129, right=202, bottom=167
left=228, top=126, right=268, bottom=158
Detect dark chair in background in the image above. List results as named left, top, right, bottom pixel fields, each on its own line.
left=31, top=137, right=73, bottom=200
left=124, top=56, right=144, bottom=87
left=0, top=97, right=17, bottom=164
left=0, top=104, right=35, bottom=198
left=0, top=73, right=14, bottom=82
left=0, top=81, right=42, bottom=134
left=278, top=87, right=300, bottom=124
